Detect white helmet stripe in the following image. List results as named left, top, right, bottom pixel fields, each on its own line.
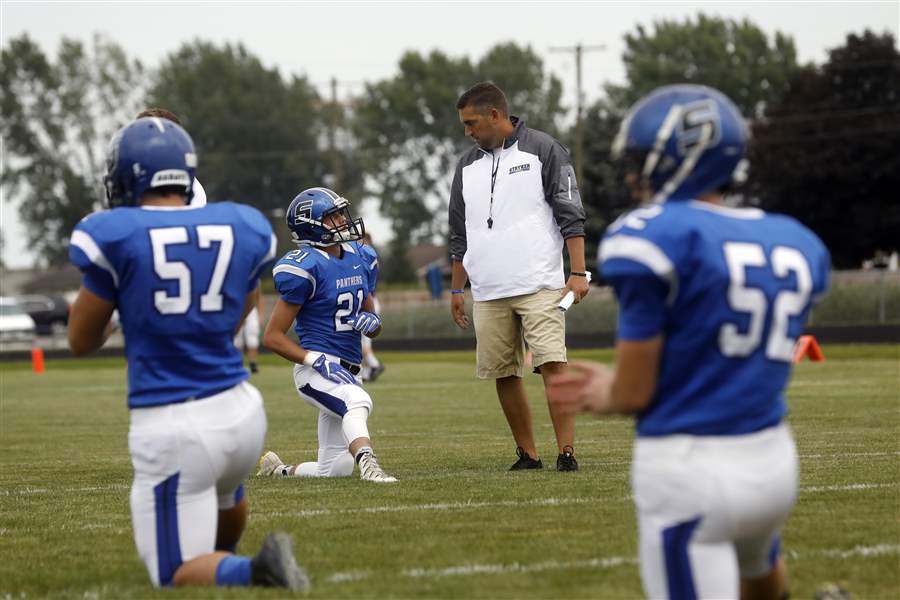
left=309, top=187, right=339, bottom=200
left=642, top=104, right=684, bottom=178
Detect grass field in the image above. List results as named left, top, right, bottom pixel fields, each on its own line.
left=1, top=345, right=898, bottom=599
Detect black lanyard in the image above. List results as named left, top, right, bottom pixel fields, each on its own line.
left=488, top=149, right=501, bottom=229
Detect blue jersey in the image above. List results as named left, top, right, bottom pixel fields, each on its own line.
left=353, top=241, right=380, bottom=293
left=272, top=243, right=376, bottom=364
left=598, top=201, right=830, bottom=437
left=69, top=202, right=277, bottom=408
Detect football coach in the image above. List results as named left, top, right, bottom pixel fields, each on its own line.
left=448, top=82, right=590, bottom=472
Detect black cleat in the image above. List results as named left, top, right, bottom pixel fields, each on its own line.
left=251, top=532, right=310, bottom=592
left=509, top=447, right=543, bottom=471
left=556, top=446, right=578, bottom=472
left=250, top=362, right=259, bottom=374
left=368, top=364, right=386, bottom=383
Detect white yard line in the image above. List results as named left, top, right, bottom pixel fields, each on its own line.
left=325, top=544, right=900, bottom=584
left=267, top=480, right=897, bottom=520
left=799, top=482, right=899, bottom=492
left=4, top=463, right=897, bottom=498
left=0, top=483, right=129, bottom=496
left=268, top=496, right=602, bottom=519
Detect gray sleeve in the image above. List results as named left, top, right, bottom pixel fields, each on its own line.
left=542, top=140, right=586, bottom=239
left=448, top=160, right=467, bottom=261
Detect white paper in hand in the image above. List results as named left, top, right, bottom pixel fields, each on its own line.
left=558, top=271, right=592, bottom=312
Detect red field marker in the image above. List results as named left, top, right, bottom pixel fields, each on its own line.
left=793, top=335, right=825, bottom=363
left=31, top=347, right=46, bottom=374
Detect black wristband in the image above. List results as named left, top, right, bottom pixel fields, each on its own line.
left=570, top=272, right=587, bottom=277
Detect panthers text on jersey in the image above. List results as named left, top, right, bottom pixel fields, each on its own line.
left=272, top=243, right=377, bottom=365
left=598, top=201, right=830, bottom=436
left=69, top=202, right=277, bottom=408
left=353, top=241, right=380, bottom=293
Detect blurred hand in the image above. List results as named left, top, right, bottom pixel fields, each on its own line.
left=450, top=293, right=469, bottom=329
left=546, top=360, right=616, bottom=416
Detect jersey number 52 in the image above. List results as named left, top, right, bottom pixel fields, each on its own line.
left=720, top=242, right=813, bottom=362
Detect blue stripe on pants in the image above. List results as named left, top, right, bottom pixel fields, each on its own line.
left=662, top=516, right=701, bottom=600
left=300, top=383, right=347, bottom=417
left=153, top=473, right=183, bottom=586
left=768, top=535, right=781, bottom=569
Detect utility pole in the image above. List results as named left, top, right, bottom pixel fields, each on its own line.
left=549, top=43, right=606, bottom=187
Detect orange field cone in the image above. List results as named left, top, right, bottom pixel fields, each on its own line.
left=793, top=335, right=825, bottom=363
left=31, top=347, right=46, bottom=374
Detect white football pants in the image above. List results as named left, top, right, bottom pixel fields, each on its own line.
left=291, top=357, right=373, bottom=478
left=631, top=423, right=798, bottom=599
left=128, top=381, right=267, bottom=586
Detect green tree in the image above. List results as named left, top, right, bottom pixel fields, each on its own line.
left=581, top=14, right=801, bottom=258
left=749, top=31, right=900, bottom=267
left=147, top=42, right=332, bottom=226
left=1, top=34, right=144, bottom=266
left=353, top=43, right=564, bottom=282
left=612, top=14, right=799, bottom=117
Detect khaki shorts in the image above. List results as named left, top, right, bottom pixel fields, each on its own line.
left=473, top=288, right=567, bottom=379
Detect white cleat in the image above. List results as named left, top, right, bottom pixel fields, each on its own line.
left=257, top=451, right=287, bottom=478
left=358, top=451, right=398, bottom=483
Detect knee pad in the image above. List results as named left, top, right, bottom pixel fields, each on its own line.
left=344, top=385, right=373, bottom=414
left=342, top=407, right=370, bottom=445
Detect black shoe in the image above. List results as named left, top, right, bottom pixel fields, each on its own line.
left=249, top=362, right=259, bottom=374
left=509, top=447, right=543, bottom=471
left=251, top=532, right=310, bottom=591
left=368, top=364, right=385, bottom=383
left=556, top=446, right=578, bottom=472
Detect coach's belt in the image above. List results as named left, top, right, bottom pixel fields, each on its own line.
left=340, top=359, right=361, bottom=375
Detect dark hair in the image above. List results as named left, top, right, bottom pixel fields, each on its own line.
left=456, top=82, right=508, bottom=115
left=141, top=185, right=189, bottom=200
left=136, top=107, right=182, bottom=125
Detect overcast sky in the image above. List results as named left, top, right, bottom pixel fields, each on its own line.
left=2, top=1, right=898, bottom=269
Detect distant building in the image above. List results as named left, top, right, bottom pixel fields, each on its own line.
left=406, top=244, right=449, bottom=280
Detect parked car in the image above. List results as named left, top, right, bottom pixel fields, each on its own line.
left=16, top=294, right=70, bottom=335
left=0, top=297, right=36, bottom=345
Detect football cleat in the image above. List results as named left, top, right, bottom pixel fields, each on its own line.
left=357, top=451, right=397, bottom=483
left=556, top=446, right=579, bottom=472
left=509, top=447, right=543, bottom=471
left=367, top=364, right=386, bottom=383
left=814, top=583, right=852, bottom=600
left=251, top=531, right=310, bottom=592
left=257, top=451, right=288, bottom=478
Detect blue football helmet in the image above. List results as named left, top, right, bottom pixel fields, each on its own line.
left=286, top=187, right=365, bottom=247
left=104, top=117, right=197, bottom=208
left=611, top=84, right=748, bottom=203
